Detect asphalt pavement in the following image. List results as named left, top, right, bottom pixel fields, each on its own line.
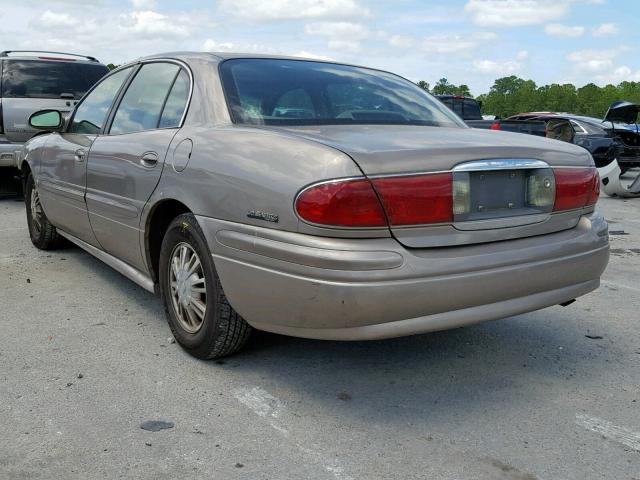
left=1, top=174, right=639, bottom=480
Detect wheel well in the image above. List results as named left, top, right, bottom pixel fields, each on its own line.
left=146, top=200, right=191, bottom=283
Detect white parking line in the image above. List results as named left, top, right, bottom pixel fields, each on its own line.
left=576, top=414, right=640, bottom=452
left=234, top=386, right=353, bottom=480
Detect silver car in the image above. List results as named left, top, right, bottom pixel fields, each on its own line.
left=20, top=53, right=609, bottom=359
left=0, top=51, right=109, bottom=171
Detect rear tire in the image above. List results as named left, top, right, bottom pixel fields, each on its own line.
left=159, top=213, right=252, bottom=359
left=25, top=175, right=63, bottom=250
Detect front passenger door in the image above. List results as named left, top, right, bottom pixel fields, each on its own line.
left=85, top=62, right=191, bottom=271
left=37, top=67, right=134, bottom=246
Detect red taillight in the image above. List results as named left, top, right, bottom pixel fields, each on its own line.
left=553, top=167, right=599, bottom=211
left=295, top=178, right=387, bottom=227
left=295, top=173, right=454, bottom=228
left=372, top=173, right=453, bottom=225
left=490, top=121, right=501, bottom=130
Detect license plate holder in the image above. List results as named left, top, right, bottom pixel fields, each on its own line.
left=452, top=168, right=554, bottom=222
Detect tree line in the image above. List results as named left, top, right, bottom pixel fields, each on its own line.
left=418, top=76, right=640, bottom=119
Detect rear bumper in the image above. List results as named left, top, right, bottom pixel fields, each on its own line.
left=0, top=142, right=23, bottom=168
left=197, top=212, right=609, bottom=340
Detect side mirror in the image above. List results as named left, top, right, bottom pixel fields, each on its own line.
left=29, top=110, right=63, bottom=131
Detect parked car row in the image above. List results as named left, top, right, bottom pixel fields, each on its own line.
left=19, top=52, right=608, bottom=359
left=436, top=95, right=547, bottom=136
left=436, top=95, right=640, bottom=173
left=508, top=103, right=640, bottom=172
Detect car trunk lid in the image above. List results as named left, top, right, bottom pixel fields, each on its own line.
left=272, top=125, right=596, bottom=248
left=603, top=101, right=639, bottom=126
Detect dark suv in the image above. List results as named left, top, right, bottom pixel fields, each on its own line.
left=0, top=51, right=109, bottom=172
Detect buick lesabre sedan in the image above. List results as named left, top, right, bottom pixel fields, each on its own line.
left=20, top=53, right=609, bottom=358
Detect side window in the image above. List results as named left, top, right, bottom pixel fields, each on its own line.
left=158, top=70, right=190, bottom=128
left=69, top=67, right=133, bottom=134
left=110, top=63, right=180, bottom=134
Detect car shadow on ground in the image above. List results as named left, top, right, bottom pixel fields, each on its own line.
left=225, top=307, right=614, bottom=425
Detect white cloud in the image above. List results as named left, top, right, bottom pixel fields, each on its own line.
left=594, top=66, right=640, bottom=85
left=304, top=21, right=369, bottom=39
left=464, top=0, right=569, bottom=27
left=34, top=10, right=76, bottom=28
left=420, top=32, right=497, bottom=55
left=219, top=0, right=369, bottom=22
left=389, top=35, right=415, bottom=49
left=118, top=10, right=192, bottom=38
left=592, top=23, right=618, bottom=37
left=201, top=39, right=235, bottom=52
left=544, top=23, right=585, bottom=37
left=305, top=21, right=369, bottom=52
left=516, top=50, right=529, bottom=61
left=566, top=48, right=619, bottom=72
left=473, top=58, right=522, bottom=75
left=131, top=0, right=156, bottom=9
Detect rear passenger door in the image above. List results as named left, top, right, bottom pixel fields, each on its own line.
left=85, top=61, right=191, bottom=271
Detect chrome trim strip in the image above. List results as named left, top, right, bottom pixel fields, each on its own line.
left=452, top=159, right=550, bottom=171
left=58, top=230, right=155, bottom=293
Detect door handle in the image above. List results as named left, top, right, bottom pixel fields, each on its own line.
left=140, top=151, right=159, bottom=167
left=74, top=148, right=86, bottom=162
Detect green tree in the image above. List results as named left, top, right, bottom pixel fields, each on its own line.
left=417, top=80, right=430, bottom=92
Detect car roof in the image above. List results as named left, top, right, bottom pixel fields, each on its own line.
left=137, top=51, right=367, bottom=68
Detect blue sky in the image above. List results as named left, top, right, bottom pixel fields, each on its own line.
left=0, top=0, right=638, bottom=94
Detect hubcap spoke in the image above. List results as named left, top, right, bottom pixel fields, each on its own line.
left=30, top=188, right=43, bottom=233
left=168, top=242, right=207, bottom=334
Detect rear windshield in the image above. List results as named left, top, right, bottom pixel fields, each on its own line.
left=1, top=60, right=109, bottom=99
left=219, top=59, right=466, bottom=128
left=439, top=97, right=482, bottom=120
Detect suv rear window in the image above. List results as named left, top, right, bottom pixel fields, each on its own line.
left=439, top=97, right=482, bottom=121
left=1, top=60, right=109, bottom=99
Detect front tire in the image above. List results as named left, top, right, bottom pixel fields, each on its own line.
left=25, top=174, right=63, bottom=250
left=159, top=213, right=252, bottom=359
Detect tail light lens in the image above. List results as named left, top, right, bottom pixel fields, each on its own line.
left=295, top=178, right=387, bottom=227
left=490, top=121, right=501, bottom=130
left=295, top=167, right=598, bottom=229
left=296, top=174, right=453, bottom=227
left=372, top=173, right=453, bottom=225
left=553, top=167, right=599, bottom=211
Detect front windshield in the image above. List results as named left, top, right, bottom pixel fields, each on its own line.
left=219, top=59, right=466, bottom=128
